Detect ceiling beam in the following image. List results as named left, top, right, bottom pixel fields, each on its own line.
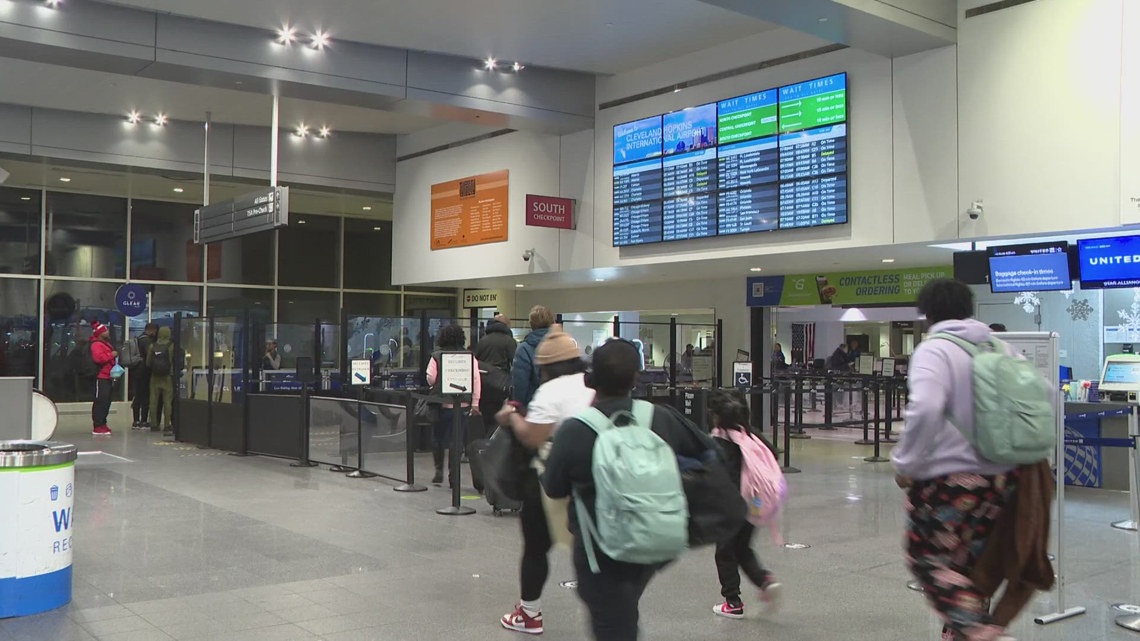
left=698, top=0, right=956, bottom=58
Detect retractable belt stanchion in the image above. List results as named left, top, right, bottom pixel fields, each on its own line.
left=865, top=378, right=889, bottom=463
left=882, top=378, right=898, bottom=444
left=290, top=358, right=318, bottom=469
left=782, top=382, right=799, bottom=473
left=395, top=391, right=427, bottom=493
left=1113, top=406, right=1140, bottom=532
left=820, top=373, right=836, bottom=431
left=346, top=396, right=377, bottom=479
left=437, top=352, right=475, bottom=516
left=791, top=376, right=810, bottom=440
left=856, top=380, right=873, bottom=445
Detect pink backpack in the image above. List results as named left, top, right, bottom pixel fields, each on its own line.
left=713, top=427, right=787, bottom=544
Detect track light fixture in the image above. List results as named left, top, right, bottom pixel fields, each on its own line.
left=126, top=110, right=141, bottom=125
left=154, top=113, right=168, bottom=126
left=276, top=26, right=297, bottom=45
left=310, top=30, right=329, bottom=50
left=484, top=57, right=497, bottom=70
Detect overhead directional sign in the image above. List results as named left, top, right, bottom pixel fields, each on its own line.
left=194, top=186, right=290, bottom=245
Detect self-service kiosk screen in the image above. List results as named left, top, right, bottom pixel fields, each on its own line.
left=1102, top=361, right=1140, bottom=385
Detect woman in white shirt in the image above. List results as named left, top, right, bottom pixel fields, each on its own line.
left=495, top=325, right=594, bottom=636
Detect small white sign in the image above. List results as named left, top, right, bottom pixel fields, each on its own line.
left=440, top=352, right=475, bottom=396
left=857, top=354, right=875, bottom=376
left=733, top=362, right=753, bottom=388
left=350, top=359, right=371, bottom=386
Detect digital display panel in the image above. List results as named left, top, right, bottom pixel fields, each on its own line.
left=1102, top=361, right=1140, bottom=385
left=987, top=242, right=1072, bottom=293
left=1077, top=235, right=1140, bottom=289
left=611, top=73, right=848, bottom=247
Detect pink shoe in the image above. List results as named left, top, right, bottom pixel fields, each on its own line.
left=92, top=425, right=112, bottom=436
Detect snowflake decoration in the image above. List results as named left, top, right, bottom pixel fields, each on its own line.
left=1014, top=291, right=1041, bottom=314
left=1118, top=289, right=1140, bottom=341
left=1067, top=298, right=1093, bottom=322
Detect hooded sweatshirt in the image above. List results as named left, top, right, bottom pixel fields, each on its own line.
left=89, top=336, right=116, bottom=380
left=473, top=320, right=517, bottom=373
left=891, top=318, right=1015, bottom=481
left=147, top=327, right=174, bottom=376
left=512, top=327, right=550, bottom=406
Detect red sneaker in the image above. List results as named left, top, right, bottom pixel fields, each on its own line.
left=713, top=601, right=744, bottom=619
left=92, top=425, right=112, bottom=436
left=501, top=604, right=544, bottom=635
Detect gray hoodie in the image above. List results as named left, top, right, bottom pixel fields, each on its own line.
left=891, top=318, right=1015, bottom=481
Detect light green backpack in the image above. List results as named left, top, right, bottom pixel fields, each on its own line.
left=574, top=400, right=689, bottom=574
left=928, top=333, right=1056, bottom=465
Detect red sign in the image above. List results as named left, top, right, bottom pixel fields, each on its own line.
left=525, top=194, right=575, bottom=230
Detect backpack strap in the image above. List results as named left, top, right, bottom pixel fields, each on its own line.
left=573, top=487, right=603, bottom=575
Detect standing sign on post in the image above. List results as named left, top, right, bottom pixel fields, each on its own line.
left=733, top=362, right=753, bottom=389
left=440, top=353, right=474, bottom=396
left=350, top=360, right=371, bottom=386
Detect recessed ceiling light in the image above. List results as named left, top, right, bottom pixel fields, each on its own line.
left=58, top=177, right=71, bottom=183
left=297, top=219, right=306, bottom=224
left=881, top=258, right=896, bottom=264
left=362, top=206, right=372, bottom=211
left=318, top=125, right=331, bottom=138
left=310, top=30, right=329, bottom=50
left=126, top=110, right=141, bottom=125
left=276, top=26, right=297, bottom=45
left=818, top=16, right=829, bottom=22
left=45, top=0, right=61, bottom=7
left=750, top=267, right=763, bottom=273
left=372, top=226, right=383, bottom=231
left=512, top=62, right=525, bottom=72
left=154, top=113, right=168, bottom=126
left=295, top=123, right=308, bottom=137
left=515, top=284, right=525, bottom=288
left=20, top=197, right=31, bottom=201
left=173, top=187, right=184, bottom=193
left=483, top=56, right=497, bottom=70
left=595, top=278, right=605, bottom=282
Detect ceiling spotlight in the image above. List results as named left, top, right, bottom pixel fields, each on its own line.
left=154, top=113, right=168, bottom=126
left=881, top=258, right=896, bottom=264
left=595, top=278, right=605, bottom=282
left=295, top=123, right=308, bottom=137
left=126, top=110, right=141, bottom=125
left=58, top=177, right=71, bottom=183
left=318, top=125, right=331, bottom=138
left=276, top=26, right=297, bottom=45
left=362, top=206, right=372, bottom=211
left=173, top=187, right=184, bottom=193
left=750, top=268, right=763, bottom=273
left=512, top=62, right=525, bottom=72
left=372, top=226, right=383, bottom=231
left=483, top=57, right=497, bottom=70
left=297, top=219, right=307, bottom=224
left=310, top=30, right=329, bottom=49
left=515, top=284, right=525, bottom=289
left=20, top=197, right=31, bottom=201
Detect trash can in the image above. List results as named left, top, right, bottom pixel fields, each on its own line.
left=0, top=441, right=77, bottom=618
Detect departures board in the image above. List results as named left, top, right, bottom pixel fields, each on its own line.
left=612, top=73, right=848, bottom=247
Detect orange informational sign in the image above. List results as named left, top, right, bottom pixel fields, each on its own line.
left=430, top=170, right=509, bottom=250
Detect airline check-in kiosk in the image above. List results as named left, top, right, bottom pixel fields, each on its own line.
left=1061, top=355, right=1140, bottom=491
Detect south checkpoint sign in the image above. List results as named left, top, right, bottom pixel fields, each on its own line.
left=525, top=195, right=575, bottom=230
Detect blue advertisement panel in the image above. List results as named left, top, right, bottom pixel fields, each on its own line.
left=1078, top=235, right=1140, bottom=289
left=613, top=115, right=663, bottom=165
left=745, top=276, right=785, bottom=307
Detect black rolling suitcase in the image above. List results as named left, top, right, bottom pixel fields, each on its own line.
left=468, top=431, right=523, bottom=515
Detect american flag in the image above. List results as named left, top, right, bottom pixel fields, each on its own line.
left=791, top=323, right=815, bottom=365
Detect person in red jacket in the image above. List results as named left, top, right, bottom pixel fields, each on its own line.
left=89, top=321, right=117, bottom=436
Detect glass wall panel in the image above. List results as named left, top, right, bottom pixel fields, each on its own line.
left=130, top=199, right=197, bottom=282
left=279, top=214, right=339, bottom=288
left=0, top=187, right=42, bottom=275
left=45, top=193, right=127, bottom=279
left=278, top=290, right=339, bottom=325
left=343, top=219, right=392, bottom=290
left=207, top=233, right=274, bottom=286
left=343, top=292, right=400, bottom=317
left=404, top=294, right=456, bottom=316
left=0, top=278, right=39, bottom=378
left=42, top=280, right=126, bottom=402
left=206, top=287, right=273, bottom=324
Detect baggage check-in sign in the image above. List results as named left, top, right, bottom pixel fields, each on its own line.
left=440, top=352, right=474, bottom=396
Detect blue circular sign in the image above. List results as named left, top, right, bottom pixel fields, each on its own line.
left=115, top=284, right=149, bottom=318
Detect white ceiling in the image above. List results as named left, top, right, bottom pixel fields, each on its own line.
left=0, top=57, right=439, bottom=134
left=104, top=0, right=779, bottom=74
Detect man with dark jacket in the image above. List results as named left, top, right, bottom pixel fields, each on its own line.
left=512, top=306, right=553, bottom=407
left=475, top=315, right=517, bottom=434
left=147, top=326, right=176, bottom=436
left=131, top=323, right=157, bottom=429
left=542, top=338, right=714, bottom=641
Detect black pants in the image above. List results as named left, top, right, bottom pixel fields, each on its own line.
left=573, top=544, right=657, bottom=641
left=92, top=379, right=113, bottom=428
left=131, top=368, right=151, bottom=423
left=519, top=471, right=552, bottom=601
left=714, top=523, right=770, bottom=601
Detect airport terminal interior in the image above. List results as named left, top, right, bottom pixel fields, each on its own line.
left=2, top=0, right=1140, bottom=639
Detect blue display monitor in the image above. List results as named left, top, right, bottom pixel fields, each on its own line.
left=613, top=115, right=663, bottom=166
left=1077, top=234, right=1140, bottom=289
left=987, top=241, right=1072, bottom=293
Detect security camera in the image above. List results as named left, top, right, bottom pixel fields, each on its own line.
left=522, top=249, right=535, bottom=262
left=966, top=200, right=984, bottom=220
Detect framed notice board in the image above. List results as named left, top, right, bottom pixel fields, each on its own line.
left=430, top=170, right=509, bottom=250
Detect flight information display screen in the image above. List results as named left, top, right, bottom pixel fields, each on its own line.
left=612, top=73, right=849, bottom=247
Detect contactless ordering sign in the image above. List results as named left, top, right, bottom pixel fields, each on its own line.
left=526, top=195, right=575, bottom=230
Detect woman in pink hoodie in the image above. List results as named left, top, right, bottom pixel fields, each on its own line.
left=893, top=279, right=1017, bottom=641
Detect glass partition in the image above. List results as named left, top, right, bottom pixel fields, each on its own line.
left=179, top=317, right=210, bottom=401
left=0, top=279, right=38, bottom=379
left=42, top=280, right=126, bottom=403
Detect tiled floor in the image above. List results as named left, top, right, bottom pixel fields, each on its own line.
left=3, top=424, right=1139, bottom=641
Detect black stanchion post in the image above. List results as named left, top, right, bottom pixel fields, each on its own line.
left=347, top=398, right=377, bottom=479
left=820, top=372, right=836, bottom=431
left=769, top=383, right=782, bottom=455
left=291, top=356, right=318, bottom=468
left=855, top=380, right=873, bottom=445
left=781, top=382, right=800, bottom=473
left=438, top=404, right=475, bottom=515
left=790, top=376, right=810, bottom=439
left=395, top=391, right=427, bottom=493
left=883, top=378, right=898, bottom=444
left=865, top=378, right=889, bottom=463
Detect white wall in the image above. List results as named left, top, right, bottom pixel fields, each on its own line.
left=392, top=130, right=594, bottom=285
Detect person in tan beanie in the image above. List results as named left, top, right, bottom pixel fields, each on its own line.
left=495, top=324, right=595, bottom=635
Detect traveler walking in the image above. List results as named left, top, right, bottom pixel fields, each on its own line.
left=542, top=338, right=716, bottom=641
left=706, top=389, right=781, bottom=619
left=496, top=325, right=594, bottom=635
left=893, top=279, right=1037, bottom=641
left=512, top=306, right=553, bottom=407
left=89, top=321, right=117, bottom=436
left=476, top=314, right=517, bottom=436
left=130, top=323, right=157, bottom=429
left=425, top=324, right=481, bottom=486
left=148, top=326, right=176, bottom=436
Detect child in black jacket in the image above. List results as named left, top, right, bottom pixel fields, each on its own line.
left=707, top=389, right=781, bottom=619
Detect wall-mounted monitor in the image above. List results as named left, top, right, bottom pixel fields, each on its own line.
left=1077, top=234, right=1140, bottom=289
left=987, top=241, right=1071, bottom=293
left=612, top=72, right=848, bottom=247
